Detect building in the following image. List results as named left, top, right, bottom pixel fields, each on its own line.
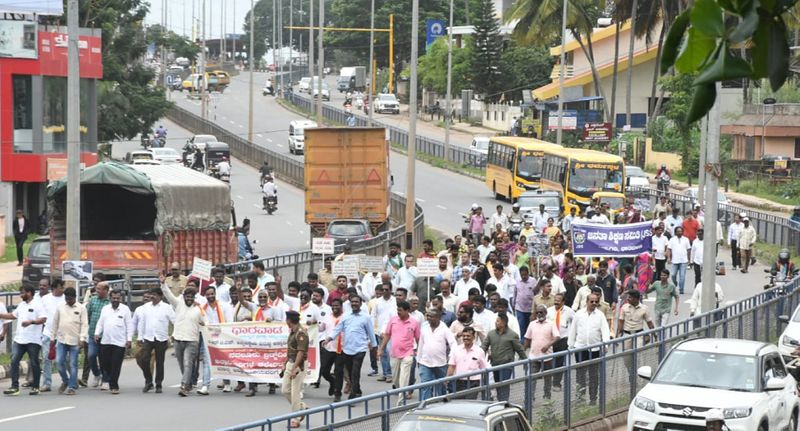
left=531, top=21, right=743, bottom=129
left=722, top=104, right=800, bottom=160
left=0, top=18, right=102, bottom=233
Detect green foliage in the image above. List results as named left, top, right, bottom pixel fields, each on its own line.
left=660, top=0, right=800, bottom=123
left=498, top=41, right=553, bottom=102
left=752, top=80, right=800, bottom=102
left=470, top=0, right=504, bottom=100
left=246, top=0, right=311, bottom=65
left=417, top=37, right=472, bottom=94
left=146, top=24, right=200, bottom=65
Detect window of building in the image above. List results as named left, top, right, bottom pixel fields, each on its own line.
left=13, top=75, right=33, bottom=152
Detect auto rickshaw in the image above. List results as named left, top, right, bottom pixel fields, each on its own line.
left=204, top=141, right=231, bottom=177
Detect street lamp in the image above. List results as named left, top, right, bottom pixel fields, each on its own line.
left=444, top=0, right=454, bottom=162
left=762, top=97, right=777, bottom=157
left=405, top=0, right=419, bottom=248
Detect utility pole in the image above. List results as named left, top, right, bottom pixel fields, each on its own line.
left=66, top=0, right=81, bottom=260
left=161, top=0, right=168, bottom=99
left=232, top=0, right=236, bottom=64
left=367, top=0, right=375, bottom=126
left=248, top=0, right=255, bottom=141
left=309, top=0, right=314, bottom=78
left=289, top=0, right=293, bottom=84
left=200, top=0, right=208, bottom=119
left=405, top=0, right=419, bottom=249
left=556, top=0, right=568, bottom=145
left=279, top=0, right=284, bottom=92
left=444, top=0, right=454, bottom=162
left=316, top=0, right=324, bottom=124
left=698, top=115, right=708, bottom=207
left=700, top=82, right=721, bottom=314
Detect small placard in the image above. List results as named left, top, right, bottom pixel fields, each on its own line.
left=332, top=260, right=360, bottom=279
left=191, top=257, right=213, bottom=281
left=416, top=258, right=439, bottom=277
left=360, top=255, right=385, bottom=273
left=312, top=238, right=335, bottom=254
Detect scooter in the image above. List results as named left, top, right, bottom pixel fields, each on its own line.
left=263, top=195, right=277, bottom=215
left=508, top=215, right=524, bottom=241
left=220, top=172, right=230, bottom=183
left=657, top=173, right=671, bottom=196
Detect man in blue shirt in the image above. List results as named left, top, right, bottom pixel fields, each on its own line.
left=326, top=295, right=376, bottom=399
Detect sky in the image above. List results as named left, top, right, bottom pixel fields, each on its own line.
left=144, top=0, right=251, bottom=39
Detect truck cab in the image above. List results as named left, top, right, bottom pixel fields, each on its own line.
left=288, top=120, right=318, bottom=155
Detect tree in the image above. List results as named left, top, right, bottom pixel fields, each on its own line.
left=656, top=73, right=697, bottom=171
left=498, top=42, right=553, bottom=102
left=417, top=37, right=472, bottom=94
left=146, top=24, right=200, bottom=62
left=45, top=0, right=173, bottom=141
left=470, top=0, right=504, bottom=100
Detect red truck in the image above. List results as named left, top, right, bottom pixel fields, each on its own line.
left=48, top=162, right=237, bottom=281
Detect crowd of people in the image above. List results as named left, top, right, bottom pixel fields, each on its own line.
left=0, top=195, right=790, bottom=418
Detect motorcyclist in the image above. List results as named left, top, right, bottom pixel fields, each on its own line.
left=259, top=161, right=272, bottom=184
left=656, top=163, right=670, bottom=179
left=191, top=147, right=205, bottom=172
left=262, top=175, right=278, bottom=207
left=656, top=163, right=671, bottom=194
left=346, top=113, right=357, bottom=127
left=508, top=203, right=524, bottom=240
left=343, top=92, right=353, bottom=109
left=237, top=222, right=254, bottom=261
left=770, top=248, right=798, bottom=280
left=217, top=156, right=231, bottom=178
left=155, top=125, right=167, bottom=139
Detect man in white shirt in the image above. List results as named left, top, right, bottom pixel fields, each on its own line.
left=371, top=282, right=397, bottom=382
left=561, top=207, right=577, bottom=234
left=487, top=263, right=515, bottom=302
left=208, top=268, right=232, bottom=304
left=199, top=285, right=234, bottom=393
left=51, top=287, right=88, bottom=394
left=470, top=295, right=497, bottom=334
left=567, top=292, right=610, bottom=405
left=0, top=285, right=47, bottom=395
left=690, top=229, right=705, bottom=287
left=727, top=213, right=744, bottom=270
left=539, top=264, right=565, bottom=296
left=689, top=281, right=724, bottom=318
left=547, top=293, right=574, bottom=391
left=454, top=267, right=480, bottom=301
left=39, top=279, right=66, bottom=392
left=383, top=242, right=407, bottom=277
left=136, top=287, right=176, bottom=394
left=311, top=287, right=333, bottom=318
left=299, top=290, right=322, bottom=325
left=393, top=255, right=418, bottom=290
left=667, top=226, right=692, bottom=294
left=589, top=210, right=611, bottom=225
left=252, top=261, right=275, bottom=296
left=476, top=236, right=495, bottom=264
left=651, top=225, right=669, bottom=283
left=665, top=208, right=683, bottom=236
left=416, top=308, right=457, bottom=401
left=439, top=279, right=461, bottom=314
left=490, top=205, right=509, bottom=234
left=94, top=290, right=133, bottom=395
left=160, top=276, right=205, bottom=397
left=360, top=271, right=382, bottom=300
left=532, top=204, right=550, bottom=232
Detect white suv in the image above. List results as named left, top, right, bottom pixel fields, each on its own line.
left=373, top=93, right=400, bottom=114
left=287, top=120, right=317, bottom=155
left=628, top=338, right=799, bottom=431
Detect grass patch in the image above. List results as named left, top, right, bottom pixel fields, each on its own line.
left=0, top=352, right=9, bottom=367
left=753, top=240, right=782, bottom=263
left=2, top=236, right=34, bottom=264
left=730, top=178, right=799, bottom=205
left=390, top=142, right=486, bottom=179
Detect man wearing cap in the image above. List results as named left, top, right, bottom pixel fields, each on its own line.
left=738, top=217, right=757, bottom=273
left=283, top=310, right=309, bottom=427
left=165, top=263, right=188, bottom=297
left=728, top=213, right=744, bottom=270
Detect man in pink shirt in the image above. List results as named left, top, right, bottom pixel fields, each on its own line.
left=446, top=326, right=487, bottom=399
left=377, top=300, right=420, bottom=404
left=524, top=304, right=560, bottom=399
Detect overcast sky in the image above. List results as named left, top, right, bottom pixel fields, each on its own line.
left=144, top=0, right=250, bottom=39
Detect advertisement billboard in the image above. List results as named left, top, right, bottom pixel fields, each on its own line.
left=0, top=20, right=37, bottom=58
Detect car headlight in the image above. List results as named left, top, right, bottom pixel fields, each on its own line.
left=633, top=396, right=655, bottom=413
left=783, top=335, right=798, bottom=347
left=722, top=407, right=751, bottom=419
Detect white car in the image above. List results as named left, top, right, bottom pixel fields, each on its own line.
left=779, top=305, right=800, bottom=361
left=312, top=83, right=330, bottom=101
left=628, top=338, right=799, bottom=431
left=187, top=134, right=217, bottom=152
left=288, top=119, right=317, bottom=155
left=298, top=77, right=312, bottom=93
left=374, top=93, right=400, bottom=114
left=686, top=187, right=730, bottom=206
left=148, top=147, right=182, bottom=165
left=625, top=165, right=650, bottom=188
left=470, top=136, right=490, bottom=155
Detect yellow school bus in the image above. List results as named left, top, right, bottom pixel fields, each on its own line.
left=484, top=137, right=563, bottom=201
left=540, top=147, right=626, bottom=214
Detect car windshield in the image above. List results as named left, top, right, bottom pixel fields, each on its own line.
left=569, top=164, right=623, bottom=196
left=328, top=222, right=367, bottom=236
left=653, top=350, right=758, bottom=392
left=28, top=240, right=50, bottom=259
left=393, top=417, right=485, bottom=431
left=626, top=166, right=646, bottom=177
left=379, top=95, right=397, bottom=102
left=516, top=151, right=544, bottom=181
left=131, top=153, right=152, bottom=160
left=517, top=196, right=560, bottom=209
left=473, top=138, right=489, bottom=150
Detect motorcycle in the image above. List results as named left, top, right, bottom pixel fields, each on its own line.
left=508, top=215, right=524, bottom=241
left=152, top=136, right=166, bottom=148
left=141, top=133, right=152, bottom=149
left=263, top=195, right=277, bottom=215
left=657, top=172, right=671, bottom=196
left=259, top=170, right=274, bottom=188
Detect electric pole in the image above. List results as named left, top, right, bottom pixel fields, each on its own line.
left=405, top=0, right=419, bottom=248
left=248, top=0, right=255, bottom=141
left=66, top=0, right=81, bottom=260
left=700, top=82, right=722, bottom=314
left=316, top=0, right=324, bottom=124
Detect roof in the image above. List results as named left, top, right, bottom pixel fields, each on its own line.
left=47, top=161, right=152, bottom=198
left=676, top=338, right=771, bottom=357
left=562, top=148, right=624, bottom=163
left=533, top=47, right=658, bottom=100
left=722, top=114, right=800, bottom=128
left=410, top=400, right=520, bottom=419
left=490, top=136, right=563, bottom=150
left=550, top=21, right=633, bottom=56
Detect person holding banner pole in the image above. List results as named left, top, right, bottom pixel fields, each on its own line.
left=200, top=286, right=233, bottom=392
left=159, top=276, right=204, bottom=397
left=282, top=310, right=309, bottom=428
left=326, top=295, right=377, bottom=400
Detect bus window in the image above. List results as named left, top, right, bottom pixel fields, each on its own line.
left=516, top=151, right=544, bottom=181
left=569, top=165, right=623, bottom=195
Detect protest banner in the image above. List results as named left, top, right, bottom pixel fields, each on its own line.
left=202, top=322, right=319, bottom=384
left=571, top=221, right=653, bottom=257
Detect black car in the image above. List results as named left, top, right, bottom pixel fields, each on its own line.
left=393, top=399, right=532, bottom=431
left=324, top=219, right=372, bottom=246
left=21, top=236, right=50, bottom=289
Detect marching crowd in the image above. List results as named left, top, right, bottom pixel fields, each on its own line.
left=0, top=196, right=761, bottom=418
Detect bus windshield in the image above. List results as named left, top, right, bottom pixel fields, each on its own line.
left=569, top=164, right=623, bottom=196
left=516, top=151, right=544, bottom=182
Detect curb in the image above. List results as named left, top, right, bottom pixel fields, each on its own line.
left=0, top=360, right=27, bottom=381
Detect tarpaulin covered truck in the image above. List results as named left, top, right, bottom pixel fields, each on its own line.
left=48, top=162, right=237, bottom=281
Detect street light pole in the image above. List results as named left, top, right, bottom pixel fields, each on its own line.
left=316, top=0, right=324, bottom=124
left=200, top=0, right=207, bottom=119
left=309, top=0, right=314, bottom=78
left=66, top=0, right=81, bottom=260
left=444, top=0, right=454, bottom=162
left=367, top=0, right=375, bottom=126
left=405, top=0, right=419, bottom=248
left=278, top=0, right=284, bottom=93
left=248, top=0, right=255, bottom=142
left=289, top=0, right=293, bottom=84
left=556, top=0, right=567, bottom=145
left=700, top=82, right=721, bottom=314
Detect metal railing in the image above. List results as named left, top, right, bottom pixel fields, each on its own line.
left=284, top=92, right=487, bottom=169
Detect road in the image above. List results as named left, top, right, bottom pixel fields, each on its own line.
left=110, top=118, right=309, bottom=257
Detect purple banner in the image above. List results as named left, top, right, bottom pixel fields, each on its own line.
left=571, top=221, right=653, bottom=257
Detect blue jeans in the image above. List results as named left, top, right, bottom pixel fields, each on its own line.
left=493, top=368, right=513, bottom=401
left=198, top=335, right=211, bottom=387
left=87, top=336, right=105, bottom=381
left=56, top=343, right=80, bottom=390
left=515, top=310, right=531, bottom=342
left=11, top=342, right=41, bottom=389
left=41, top=334, right=53, bottom=387
left=672, top=262, right=687, bottom=293
left=377, top=335, right=392, bottom=377
left=419, top=364, right=448, bottom=401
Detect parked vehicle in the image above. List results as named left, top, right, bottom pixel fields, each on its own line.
left=288, top=120, right=318, bottom=155
left=470, top=136, right=491, bottom=156
left=21, top=236, right=50, bottom=289
left=298, top=77, right=312, bottom=92
left=393, top=399, right=532, bottom=431
left=148, top=147, right=182, bottom=165
left=374, top=93, right=400, bottom=114
left=125, top=151, right=155, bottom=164
left=625, top=165, right=650, bottom=188
left=312, top=82, right=331, bottom=101
left=778, top=303, right=800, bottom=362
left=628, top=338, right=799, bottom=431
left=324, top=219, right=372, bottom=246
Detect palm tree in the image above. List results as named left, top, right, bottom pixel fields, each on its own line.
left=508, top=0, right=611, bottom=121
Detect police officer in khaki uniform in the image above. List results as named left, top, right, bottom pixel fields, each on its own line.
left=616, top=289, right=654, bottom=395
left=283, top=310, right=309, bottom=428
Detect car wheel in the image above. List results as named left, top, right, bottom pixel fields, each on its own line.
left=789, top=411, right=797, bottom=431
left=757, top=421, right=767, bottom=431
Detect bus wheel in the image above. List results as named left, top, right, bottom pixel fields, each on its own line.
left=508, top=187, right=514, bottom=203
left=493, top=182, right=502, bottom=200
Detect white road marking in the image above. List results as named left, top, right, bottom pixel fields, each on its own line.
left=286, top=221, right=293, bottom=226
left=415, top=198, right=425, bottom=203
left=277, top=144, right=284, bottom=148
left=238, top=124, right=244, bottom=128
left=229, top=120, right=235, bottom=124
left=436, top=205, right=447, bottom=210
left=266, top=138, right=273, bottom=142
left=299, top=230, right=304, bottom=235
left=257, top=134, right=263, bottom=138
left=0, top=407, right=75, bottom=424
